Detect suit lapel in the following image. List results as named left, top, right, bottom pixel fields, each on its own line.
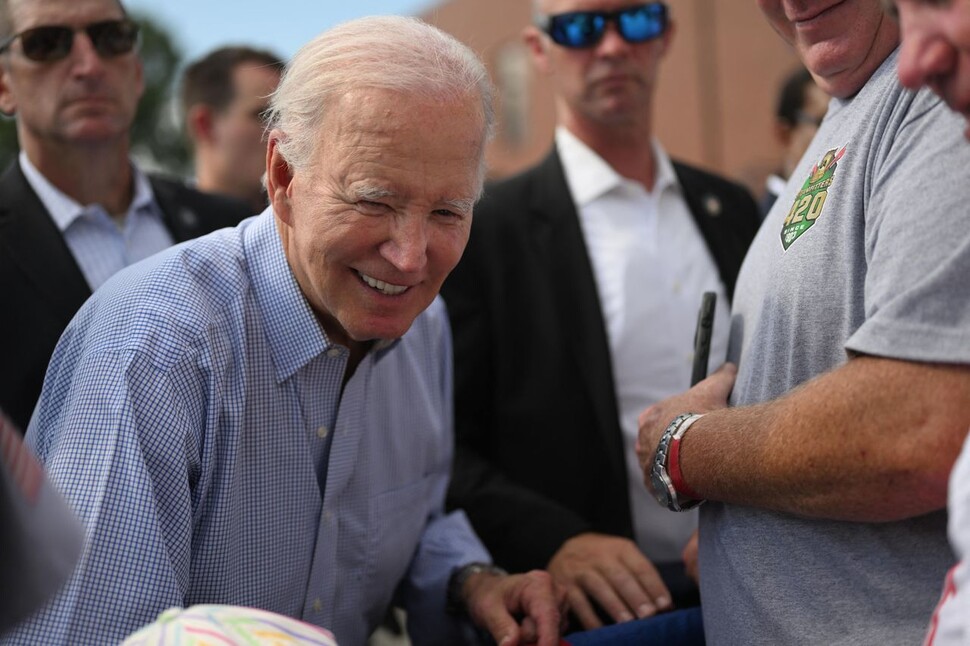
left=0, top=163, right=91, bottom=318
left=527, top=150, right=627, bottom=479
left=674, top=161, right=739, bottom=301
left=150, top=177, right=203, bottom=243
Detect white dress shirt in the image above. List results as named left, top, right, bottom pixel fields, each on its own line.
left=556, top=127, right=730, bottom=563
left=20, top=151, right=173, bottom=291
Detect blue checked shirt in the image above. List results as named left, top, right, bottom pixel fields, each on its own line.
left=7, top=210, right=490, bottom=646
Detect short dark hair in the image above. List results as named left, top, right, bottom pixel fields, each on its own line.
left=180, top=45, right=284, bottom=117
left=775, top=67, right=815, bottom=127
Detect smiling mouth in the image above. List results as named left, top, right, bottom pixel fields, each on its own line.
left=791, top=0, right=844, bottom=25
left=357, top=271, right=409, bottom=296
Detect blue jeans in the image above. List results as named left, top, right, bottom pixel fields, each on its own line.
left=564, top=607, right=705, bottom=645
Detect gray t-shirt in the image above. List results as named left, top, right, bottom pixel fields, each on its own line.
left=701, top=49, right=970, bottom=645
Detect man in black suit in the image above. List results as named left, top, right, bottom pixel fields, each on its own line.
left=0, top=0, right=250, bottom=430
left=442, top=0, right=760, bottom=631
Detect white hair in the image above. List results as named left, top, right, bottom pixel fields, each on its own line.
left=265, top=15, right=495, bottom=174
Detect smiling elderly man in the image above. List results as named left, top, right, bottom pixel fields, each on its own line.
left=634, top=0, right=970, bottom=644
left=2, top=15, right=563, bottom=646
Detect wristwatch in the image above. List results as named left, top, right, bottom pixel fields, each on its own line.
left=651, top=413, right=705, bottom=512
left=445, top=562, right=508, bottom=617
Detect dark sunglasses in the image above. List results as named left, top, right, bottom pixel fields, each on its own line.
left=537, top=2, right=668, bottom=49
left=0, top=19, right=139, bottom=63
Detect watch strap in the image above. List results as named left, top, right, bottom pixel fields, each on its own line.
left=669, top=415, right=703, bottom=501
left=652, top=413, right=705, bottom=512
left=445, top=562, right=508, bottom=617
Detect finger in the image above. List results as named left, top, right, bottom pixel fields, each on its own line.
left=519, top=616, right=538, bottom=644
left=577, top=569, right=637, bottom=624
left=566, top=585, right=602, bottom=631
left=635, top=440, right=653, bottom=474
left=682, top=532, right=699, bottom=565
left=517, top=572, right=565, bottom=646
left=478, top=605, right=520, bottom=646
left=625, top=556, right=673, bottom=613
left=685, top=558, right=699, bottom=586
left=638, top=404, right=659, bottom=430
left=600, top=563, right=655, bottom=620
left=683, top=533, right=700, bottom=585
left=465, top=576, right=522, bottom=646
left=701, top=362, right=737, bottom=401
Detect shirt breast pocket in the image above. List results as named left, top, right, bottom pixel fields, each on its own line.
left=365, top=476, right=435, bottom=608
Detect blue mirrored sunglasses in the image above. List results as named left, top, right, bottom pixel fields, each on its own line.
left=538, top=2, right=669, bottom=49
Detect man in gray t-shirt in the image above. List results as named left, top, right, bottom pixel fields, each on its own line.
left=635, top=1, right=970, bottom=644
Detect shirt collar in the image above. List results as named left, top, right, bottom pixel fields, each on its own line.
left=555, top=126, right=678, bottom=207
left=765, top=173, right=788, bottom=197
left=19, top=151, right=156, bottom=232
left=246, top=208, right=331, bottom=383
left=244, top=209, right=400, bottom=383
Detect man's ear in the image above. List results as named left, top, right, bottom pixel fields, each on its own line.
left=0, top=65, right=18, bottom=116
left=186, top=104, right=216, bottom=144
left=265, top=130, right=295, bottom=224
left=133, top=56, right=145, bottom=103
left=523, top=25, right=552, bottom=75
left=774, top=121, right=793, bottom=147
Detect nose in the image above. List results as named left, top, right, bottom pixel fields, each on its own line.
left=380, top=215, right=428, bottom=274
left=897, top=27, right=953, bottom=91
left=68, top=31, right=106, bottom=78
left=595, top=21, right=632, bottom=57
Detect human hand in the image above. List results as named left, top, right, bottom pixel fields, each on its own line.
left=463, top=569, right=565, bottom=646
left=635, top=363, right=737, bottom=496
left=547, top=533, right=672, bottom=630
left=682, top=531, right=699, bottom=585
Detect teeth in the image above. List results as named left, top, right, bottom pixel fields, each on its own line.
left=358, top=271, right=408, bottom=296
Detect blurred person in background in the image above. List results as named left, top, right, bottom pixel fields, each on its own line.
left=181, top=45, right=283, bottom=213
left=0, top=0, right=249, bottom=432
left=761, top=66, right=828, bottom=217
left=443, top=0, right=760, bottom=633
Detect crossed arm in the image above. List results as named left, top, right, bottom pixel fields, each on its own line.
left=637, top=355, right=970, bottom=521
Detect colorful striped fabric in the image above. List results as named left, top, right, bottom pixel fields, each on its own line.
left=121, top=605, right=339, bottom=645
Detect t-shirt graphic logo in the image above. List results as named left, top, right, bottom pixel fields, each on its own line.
left=781, top=145, right=846, bottom=250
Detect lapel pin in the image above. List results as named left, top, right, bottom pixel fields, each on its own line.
left=178, top=207, right=199, bottom=229
left=704, top=195, right=722, bottom=217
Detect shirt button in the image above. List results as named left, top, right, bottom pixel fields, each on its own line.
left=325, top=510, right=333, bottom=522
left=312, top=598, right=323, bottom=613
left=317, top=426, right=329, bottom=439
left=326, top=347, right=342, bottom=358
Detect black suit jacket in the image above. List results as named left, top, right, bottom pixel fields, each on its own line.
left=0, top=162, right=251, bottom=430
left=443, top=148, right=760, bottom=575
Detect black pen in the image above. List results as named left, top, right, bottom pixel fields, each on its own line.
left=690, top=292, right=717, bottom=387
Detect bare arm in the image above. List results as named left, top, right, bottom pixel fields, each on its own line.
left=638, top=356, right=970, bottom=522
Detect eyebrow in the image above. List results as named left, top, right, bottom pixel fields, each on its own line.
left=352, top=185, right=396, bottom=202
left=442, top=197, right=476, bottom=213
left=352, top=186, right=475, bottom=213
